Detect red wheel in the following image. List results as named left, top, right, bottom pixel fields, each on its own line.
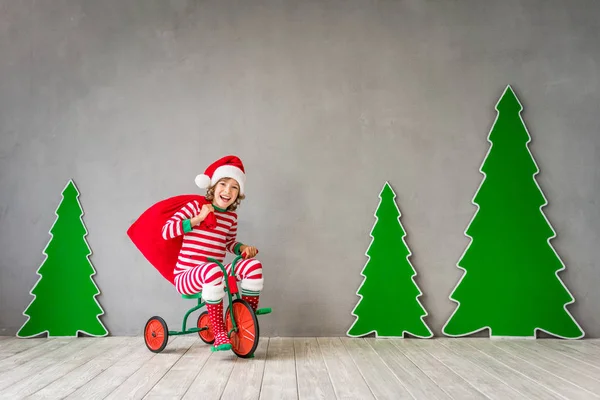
left=225, top=299, right=259, bottom=358
left=197, top=311, right=215, bottom=344
left=144, top=316, right=168, bottom=353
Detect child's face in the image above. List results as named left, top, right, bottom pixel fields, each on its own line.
left=213, top=178, right=240, bottom=209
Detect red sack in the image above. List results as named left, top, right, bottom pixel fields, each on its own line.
left=127, top=194, right=216, bottom=285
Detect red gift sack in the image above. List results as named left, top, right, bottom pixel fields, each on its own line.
left=127, top=194, right=216, bottom=285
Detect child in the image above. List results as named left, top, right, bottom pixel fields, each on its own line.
left=161, top=155, right=264, bottom=351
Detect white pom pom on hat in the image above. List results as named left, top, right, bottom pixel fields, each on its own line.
left=195, top=155, right=246, bottom=194
left=194, top=174, right=212, bottom=189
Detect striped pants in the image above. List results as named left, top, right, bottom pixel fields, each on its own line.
left=174, top=258, right=264, bottom=302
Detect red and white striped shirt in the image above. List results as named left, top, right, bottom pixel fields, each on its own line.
left=162, top=200, right=241, bottom=274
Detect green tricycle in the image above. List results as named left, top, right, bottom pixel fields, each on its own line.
left=143, top=254, right=271, bottom=358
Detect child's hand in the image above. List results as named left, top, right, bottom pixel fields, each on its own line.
left=192, top=204, right=214, bottom=226
left=240, top=245, right=258, bottom=259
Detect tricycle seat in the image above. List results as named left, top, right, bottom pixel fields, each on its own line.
left=181, top=292, right=201, bottom=300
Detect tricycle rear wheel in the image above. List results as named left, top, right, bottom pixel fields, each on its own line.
left=144, top=316, right=168, bottom=353
left=197, top=311, right=215, bottom=344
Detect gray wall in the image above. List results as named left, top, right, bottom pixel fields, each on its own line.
left=1, top=0, right=599, bottom=338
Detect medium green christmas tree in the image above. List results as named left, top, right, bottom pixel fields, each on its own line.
left=347, top=182, right=432, bottom=338
left=443, top=85, right=584, bottom=339
left=18, top=180, right=108, bottom=338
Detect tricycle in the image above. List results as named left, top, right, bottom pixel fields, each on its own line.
left=143, top=254, right=271, bottom=358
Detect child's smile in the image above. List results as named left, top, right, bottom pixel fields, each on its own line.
left=213, top=178, right=239, bottom=210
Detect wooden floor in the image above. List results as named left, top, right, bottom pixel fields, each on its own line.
left=0, top=336, right=599, bottom=399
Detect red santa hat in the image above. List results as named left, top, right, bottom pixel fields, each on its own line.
left=195, top=155, right=246, bottom=194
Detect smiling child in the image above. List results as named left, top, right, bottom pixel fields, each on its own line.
left=161, top=155, right=263, bottom=351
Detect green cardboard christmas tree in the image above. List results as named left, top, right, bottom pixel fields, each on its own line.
left=17, top=180, right=108, bottom=338
left=347, top=182, right=432, bottom=338
left=442, top=85, right=584, bottom=339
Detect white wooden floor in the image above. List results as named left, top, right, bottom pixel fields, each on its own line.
left=1, top=336, right=599, bottom=400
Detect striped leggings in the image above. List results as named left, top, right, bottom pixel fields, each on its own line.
left=174, top=258, right=264, bottom=302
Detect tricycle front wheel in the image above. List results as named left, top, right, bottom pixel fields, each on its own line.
left=225, top=299, right=259, bottom=358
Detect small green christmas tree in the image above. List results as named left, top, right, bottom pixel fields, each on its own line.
left=442, top=85, right=584, bottom=339
left=347, top=182, right=432, bottom=338
left=17, top=180, right=108, bottom=338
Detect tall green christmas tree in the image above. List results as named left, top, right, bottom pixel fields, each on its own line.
left=17, top=180, right=108, bottom=338
left=347, top=182, right=432, bottom=338
left=442, top=85, right=584, bottom=339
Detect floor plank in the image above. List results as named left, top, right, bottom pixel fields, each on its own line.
left=0, top=339, right=71, bottom=372
left=439, top=339, right=564, bottom=399
left=317, top=337, right=375, bottom=399
left=367, top=339, right=450, bottom=400
left=181, top=349, right=237, bottom=399
left=142, top=339, right=212, bottom=400
left=0, top=337, right=127, bottom=399
left=560, top=340, right=600, bottom=357
left=496, top=340, right=600, bottom=396
left=260, top=338, right=298, bottom=400
left=341, top=338, right=414, bottom=399
left=1, top=336, right=598, bottom=400
left=0, top=338, right=95, bottom=392
left=468, top=339, right=598, bottom=399
left=392, top=339, right=488, bottom=399
left=26, top=337, right=136, bottom=399
left=293, top=338, right=336, bottom=400
left=0, top=338, right=49, bottom=360
left=65, top=339, right=158, bottom=400
left=103, top=336, right=197, bottom=400
left=412, top=339, right=522, bottom=400
left=538, top=340, right=600, bottom=369
left=514, top=340, right=600, bottom=377
left=220, top=339, right=268, bottom=400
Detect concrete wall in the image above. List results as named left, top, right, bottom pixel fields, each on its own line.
left=1, top=0, right=599, bottom=337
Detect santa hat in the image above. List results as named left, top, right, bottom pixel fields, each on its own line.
left=195, top=155, right=246, bottom=194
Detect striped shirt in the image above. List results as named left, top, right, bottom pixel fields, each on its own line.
left=162, top=200, right=241, bottom=274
